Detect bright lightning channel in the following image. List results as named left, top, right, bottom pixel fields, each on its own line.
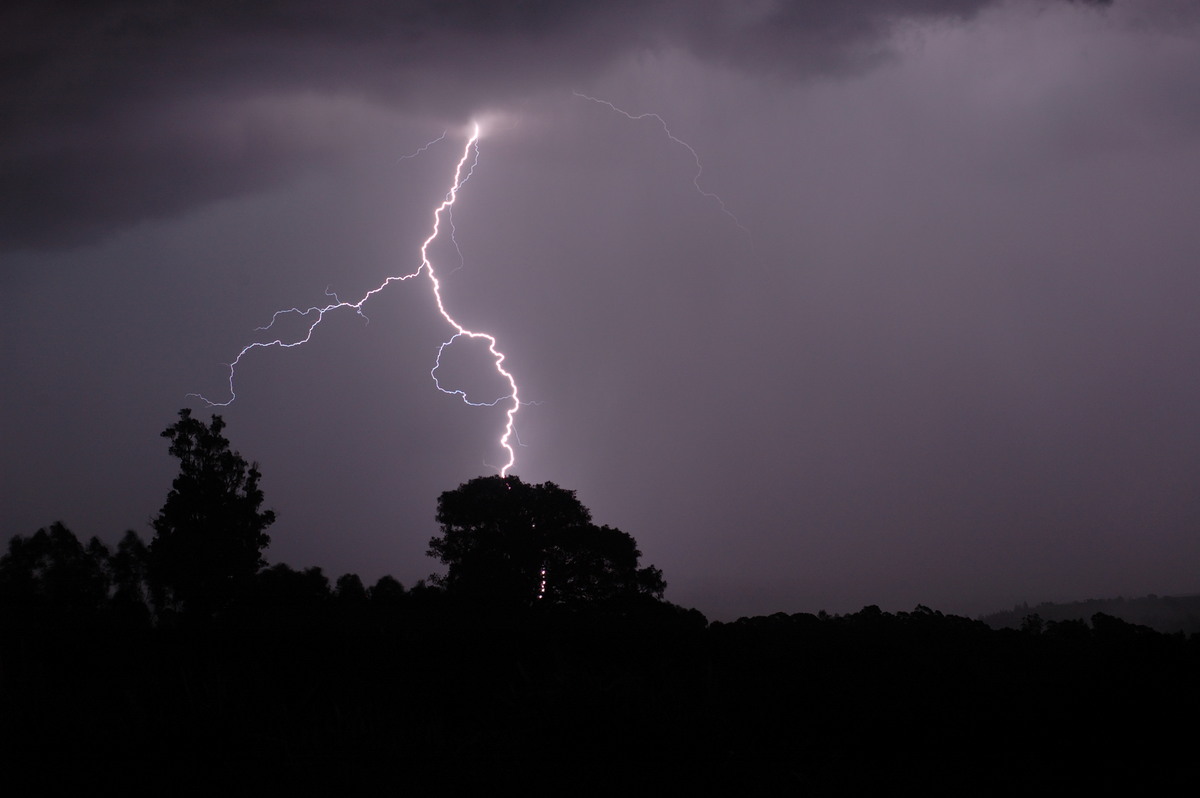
left=190, top=123, right=522, bottom=476
left=572, top=90, right=748, bottom=235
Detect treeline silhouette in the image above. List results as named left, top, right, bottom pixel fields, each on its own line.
left=982, top=593, right=1200, bottom=635
left=2, top=411, right=1196, bottom=790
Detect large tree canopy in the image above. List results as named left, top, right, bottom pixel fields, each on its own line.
left=149, top=409, right=275, bottom=618
left=427, top=475, right=665, bottom=607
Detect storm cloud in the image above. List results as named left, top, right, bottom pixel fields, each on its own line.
left=1, top=0, right=1064, bottom=249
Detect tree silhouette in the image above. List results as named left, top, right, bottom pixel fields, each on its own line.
left=0, top=522, right=111, bottom=626
left=107, top=530, right=152, bottom=627
left=427, top=475, right=665, bottom=606
left=149, top=408, right=275, bottom=619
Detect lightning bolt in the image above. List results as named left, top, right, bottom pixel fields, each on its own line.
left=397, top=129, right=447, bottom=163
left=572, top=90, right=748, bottom=235
left=191, top=123, right=523, bottom=476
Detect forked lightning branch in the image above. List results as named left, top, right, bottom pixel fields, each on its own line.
left=192, top=95, right=740, bottom=477
left=190, top=123, right=522, bottom=476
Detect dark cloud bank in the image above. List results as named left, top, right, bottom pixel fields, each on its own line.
left=1, top=0, right=1110, bottom=250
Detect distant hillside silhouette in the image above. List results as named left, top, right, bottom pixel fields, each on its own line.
left=981, top=593, right=1200, bottom=635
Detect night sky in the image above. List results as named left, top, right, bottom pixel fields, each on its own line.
left=4, top=0, right=1200, bottom=620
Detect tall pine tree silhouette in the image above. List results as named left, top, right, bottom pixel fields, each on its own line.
left=149, top=409, right=274, bottom=620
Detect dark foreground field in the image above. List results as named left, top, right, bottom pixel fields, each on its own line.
left=3, top=595, right=1196, bottom=792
